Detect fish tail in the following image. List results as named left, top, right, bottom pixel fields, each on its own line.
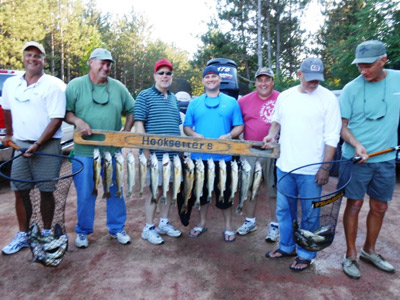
left=92, top=188, right=98, bottom=196
left=103, top=192, right=111, bottom=199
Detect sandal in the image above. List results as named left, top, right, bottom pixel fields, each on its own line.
left=289, top=257, right=313, bottom=272
left=223, top=230, right=236, bottom=242
left=189, top=227, right=208, bottom=238
left=265, top=248, right=297, bottom=259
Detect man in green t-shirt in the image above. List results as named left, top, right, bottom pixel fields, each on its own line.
left=65, top=48, right=135, bottom=249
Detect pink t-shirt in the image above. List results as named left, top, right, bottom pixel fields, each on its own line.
left=238, top=90, right=279, bottom=141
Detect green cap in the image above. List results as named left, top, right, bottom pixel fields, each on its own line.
left=352, top=40, right=386, bottom=64
left=89, top=48, right=114, bottom=62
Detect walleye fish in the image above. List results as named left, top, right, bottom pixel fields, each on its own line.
left=218, top=160, right=227, bottom=203
left=161, top=153, right=171, bottom=204
left=150, top=153, right=159, bottom=204
left=114, top=152, right=124, bottom=198
left=138, top=152, right=147, bottom=198
left=292, top=220, right=335, bottom=252
left=126, top=151, right=135, bottom=198
left=229, top=160, right=239, bottom=204
left=237, top=159, right=251, bottom=214
left=102, top=151, right=113, bottom=199
left=172, top=155, right=182, bottom=206
left=250, top=160, right=262, bottom=201
left=194, top=159, right=205, bottom=209
left=181, top=156, right=195, bottom=213
left=206, top=158, right=215, bottom=203
left=92, top=148, right=101, bottom=196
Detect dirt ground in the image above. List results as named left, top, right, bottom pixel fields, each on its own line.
left=1, top=150, right=400, bottom=300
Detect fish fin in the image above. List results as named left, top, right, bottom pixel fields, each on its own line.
left=104, top=192, right=111, bottom=199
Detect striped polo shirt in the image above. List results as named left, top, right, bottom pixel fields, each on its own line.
left=134, top=85, right=181, bottom=160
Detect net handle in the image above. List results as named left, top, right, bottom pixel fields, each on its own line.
left=353, top=145, right=400, bottom=160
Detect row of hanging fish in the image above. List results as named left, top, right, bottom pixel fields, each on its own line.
left=92, top=149, right=263, bottom=212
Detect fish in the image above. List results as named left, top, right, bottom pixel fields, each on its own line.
left=229, top=160, right=239, bottom=204
left=181, top=156, right=195, bottom=213
left=150, top=153, right=159, bottom=204
left=102, top=151, right=113, bottom=198
left=206, top=158, right=215, bottom=203
left=92, top=148, right=101, bottom=196
left=194, top=159, right=205, bottom=209
left=218, top=159, right=227, bottom=203
left=236, top=159, right=252, bottom=214
left=292, top=220, right=335, bottom=252
left=172, top=155, right=182, bottom=206
left=250, top=160, right=262, bottom=201
left=114, top=152, right=124, bottom=198
left=138, top=152, right=147, bottom=198
left=161, top=153, right=171, bottom=204
left=126, top=151, right=135, bottom=198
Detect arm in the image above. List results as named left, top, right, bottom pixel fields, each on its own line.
left=315, top=145, right=337, bottom=186
left=341, top=118, right=368, bottom=162
left=183, top=126, right=204, bottom=138
left=219, top=124, right=244, bottom=139
left=65, top=111, right=92, bottom=136
left=122, top=114, right=134, bottom=132
left=262, top=121, right=281, bottom=149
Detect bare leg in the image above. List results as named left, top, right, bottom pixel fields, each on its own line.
left=343, top=198, right=363, bottom=259
left=15, top=191, right=28, bottom=232
left=145, top=196, right=157, bottom=224
left=244, top=199, right=257, bottom=219
left=18, top=190, right=32, bottom=231
left=363, top=197, right=387, bottom=254
left=40, top=191, right=55, bottom=229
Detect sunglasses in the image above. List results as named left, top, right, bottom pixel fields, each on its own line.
left=156, top=71, right=173, bottom=76
left=90, top=80, right=110, bottom=105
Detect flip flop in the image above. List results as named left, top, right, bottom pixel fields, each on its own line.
left=189, top=227, right=208, bottom=238
left=223, top=230, right=236, bottom=242
left=289, top=257, right=313, bottom=272
left=265, top=248, right=297, bottom=259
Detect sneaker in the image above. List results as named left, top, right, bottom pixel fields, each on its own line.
left=41, top=229, right=53, bottom=237
left=342, top=255, right=361, bottom=279
left=236, top=221, right=257, bottom=235
left=156, top=222, right=182, bottom=237
left=360, top=248, right=395, bottom=273
left=110, top=230, right=131, bottom=245
left=265, top=222, right=280, bottom=242
left=2, top=232, right=29, bottom=255
left=142, top=226, right=164, bottom=245
left=75, top=233, right=89, bottom=248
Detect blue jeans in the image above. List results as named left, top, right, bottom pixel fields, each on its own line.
left=276, top=168, right=321, bottom=260
left=72, top=155, right=127, bottom=235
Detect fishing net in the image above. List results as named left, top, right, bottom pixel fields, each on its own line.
left=277, top=159, right=353, bottom=252
left=0, top=151, right=83, bottom=266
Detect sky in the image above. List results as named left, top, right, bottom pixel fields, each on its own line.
left=95, top=0, right=323, bottom=57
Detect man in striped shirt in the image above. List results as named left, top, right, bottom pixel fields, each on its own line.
left=134, top=59, right=182, bottom=245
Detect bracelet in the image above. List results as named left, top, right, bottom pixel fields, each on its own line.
left=227, top=133, right=232, bottom=139
left=320, top=167, right=329, bottom=172
left=34, top=141, right=42, bottom=148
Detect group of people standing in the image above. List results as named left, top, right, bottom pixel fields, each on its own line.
left=1, top=39, right=398, bottom=280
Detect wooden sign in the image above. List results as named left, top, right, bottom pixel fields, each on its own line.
left=74, top=130, right=280, bottom=158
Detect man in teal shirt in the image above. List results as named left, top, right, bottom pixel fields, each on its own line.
left=340, top=40, right=400, bottom=279
left=66, top=48, right=135, bottom=248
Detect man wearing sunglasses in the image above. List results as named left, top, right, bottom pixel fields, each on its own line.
left=65, top=48, right=135, bottom=248
left=184, top=65, right=244, bottom=243
left=340, top=40, right=400, bottom=279
left=134, top=59, right=183, bottom=245
left=1, top=41, right=66, bottom=255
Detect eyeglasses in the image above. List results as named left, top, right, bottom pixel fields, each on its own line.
left=363, top=78, right=386, bottom=120
left=156, top=71, right=173, bottom=76
left=204, top=95, right=220, bottom=109
left=90, top=79, right=110, bottom=105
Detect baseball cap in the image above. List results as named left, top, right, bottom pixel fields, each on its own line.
left=154, top=59, right=173, bottom=72
left=300, top=57, right=324, bottom=81
left=202, top=65, right=220, bottom=78
left=255, top=67, right=274, bottom=79
left=89, top=48, right=114, bottom=62
left=22, top=41, right=46, bottom=55
left=351, top=40, right=386, bottom=64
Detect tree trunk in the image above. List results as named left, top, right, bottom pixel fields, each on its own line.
left=257, top=0, right=262, bottom=68
left=276, top=3, right=281, bottom=78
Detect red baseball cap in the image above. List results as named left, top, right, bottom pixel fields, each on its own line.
left=154, top=59, right=173, bottom=72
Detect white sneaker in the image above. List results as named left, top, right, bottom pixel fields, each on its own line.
left=156, top=222, right=182, bottom=237
left=2, top=232, right=29, bottom=255
left=142, top=226, right=164, bottom=245
left=236, top=221, right=257, bottom=235
left=110, top=230, right=131, bottom=245
left=265, top=222, right=280, bottom=242
left=75, top=233, right=89, bottom=248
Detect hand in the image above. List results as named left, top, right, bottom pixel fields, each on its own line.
left=315, top=167, right=330, bottom=186
left=354, top=144, right=368, bottom=163
left=1, top=135, right=13, bottom=147
left=262, top=135, right=274, bottom=149
left=75, top=119, right=92, bottom=136
left=219, top=133, right=231, bottom=140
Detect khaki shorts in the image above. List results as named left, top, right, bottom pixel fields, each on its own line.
left=242, top=156, right=277, bottom=198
